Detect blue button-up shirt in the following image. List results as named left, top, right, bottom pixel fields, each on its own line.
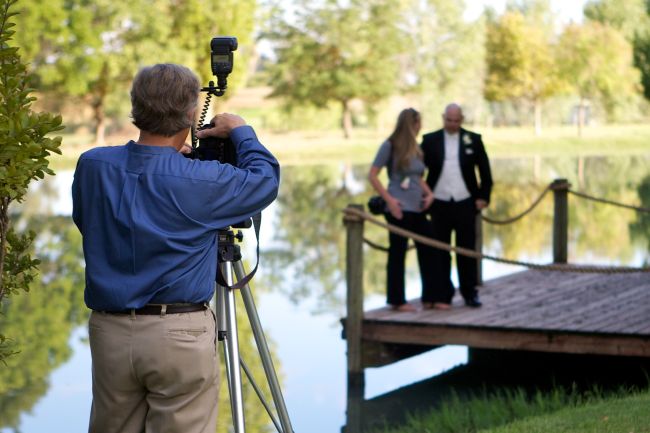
left=72, top=126, right=280, bottom=311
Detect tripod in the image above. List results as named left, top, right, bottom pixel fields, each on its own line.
left=215, top=228, right=295, bottom=433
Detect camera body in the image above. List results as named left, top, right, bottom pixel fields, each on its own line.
left=190, top=123, right=238, bottom=166
left=185, top=36, right=239, bottom=166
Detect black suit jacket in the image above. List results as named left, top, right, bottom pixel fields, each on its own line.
left=421, top=128, right=493, bottom=203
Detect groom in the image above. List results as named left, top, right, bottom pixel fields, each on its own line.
left=421, top=103, right=492, bottom=308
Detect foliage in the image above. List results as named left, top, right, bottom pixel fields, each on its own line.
left=584, top=0, right=650, bottom=101
left=556, top=21, right=640, bottom=127
left=399, top=0, right=486, bottom=125
left=636, top=35, right=650, bottom=101
left=0, top=0, right=63, bottom=362
left=263, top=0, right=404, bottom=138
left=162, top=0, right=256, bottom=96
left=12, top=0, right=256, bottom=145
left=484, top=4, right=561, bottom=134
left=584, top=0, right=648, bottom=41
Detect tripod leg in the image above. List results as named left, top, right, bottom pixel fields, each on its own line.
left=219, top=262, right=246, bottom=433
left=233, top=260, right=295, bottom=433
left=216, top=284, right=236, bottom=427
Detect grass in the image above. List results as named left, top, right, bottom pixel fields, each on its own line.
left=47, top=122, right=650, bottom=171
left=485, top=391, right=650, bottom=433
left=370, top=386, right=650, bottom=433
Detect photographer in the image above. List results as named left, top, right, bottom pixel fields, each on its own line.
left=71, top=63, right=280, bottom=433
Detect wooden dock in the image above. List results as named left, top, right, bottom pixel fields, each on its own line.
left=341, top=187, right=650, bottom=431
left=354, top=270, right=650, bottom=365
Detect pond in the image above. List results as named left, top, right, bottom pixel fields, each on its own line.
left=1, top=153, right=649, bottom=433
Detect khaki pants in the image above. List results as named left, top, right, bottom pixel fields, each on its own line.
left=88, top=309, right=219, bottom=433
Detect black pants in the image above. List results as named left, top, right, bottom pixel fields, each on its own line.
left=384, top=211, right=437, bottom=306
left=429, top=198, right=478, bottom=302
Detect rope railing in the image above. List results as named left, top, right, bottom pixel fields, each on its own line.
left=481, top=185, right=551, bottom=225
left=344, top=206, right=650, bottom=274
left=568, top=189, right=650, bottom=213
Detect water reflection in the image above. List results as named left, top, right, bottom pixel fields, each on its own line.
left=1, top=154, right=649, bottom=433
left=0, top=217, right=86, bottom=430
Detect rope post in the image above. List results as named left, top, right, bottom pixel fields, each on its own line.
left=475, top=212, right=483, bottom=286
left=551, top=179, right=571, bottom=264
left=343, top=204, right=365, bottom=432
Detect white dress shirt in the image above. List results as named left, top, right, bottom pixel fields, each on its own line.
left=433, top=131, right=471, bottom=201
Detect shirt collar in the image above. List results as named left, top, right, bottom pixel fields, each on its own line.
left=127, top=140, right=179, bottom=155
left=444, top=131, right=460, bottom=143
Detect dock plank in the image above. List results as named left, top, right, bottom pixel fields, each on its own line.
left=350, top=270, right=650, bottom=364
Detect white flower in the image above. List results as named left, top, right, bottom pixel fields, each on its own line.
left=462, top=134, right=472, bottom=145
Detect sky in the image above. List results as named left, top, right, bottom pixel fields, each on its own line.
left=465, top=0, right=588, bottom=23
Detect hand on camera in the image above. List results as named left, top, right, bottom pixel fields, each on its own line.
left=196, top=113, right=246, bottom=138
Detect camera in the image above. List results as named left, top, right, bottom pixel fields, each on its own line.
left=185, top=37, right=238, bottom=165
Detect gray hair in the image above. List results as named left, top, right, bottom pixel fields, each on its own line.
left=130, top=64, right=200, bottom=137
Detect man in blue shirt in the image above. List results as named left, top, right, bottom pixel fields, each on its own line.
left=72, top=63, right=280, bottom=433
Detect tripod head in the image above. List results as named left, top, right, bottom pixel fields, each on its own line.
left=218, top=228, right=243, bottom=263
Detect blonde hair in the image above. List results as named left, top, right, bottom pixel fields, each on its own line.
left=130, top=64, right=200, bottom=137
left=388, top=108, right=421, bottom=171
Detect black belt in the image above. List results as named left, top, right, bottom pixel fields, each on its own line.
left=103, top=303, right=208, bottom=315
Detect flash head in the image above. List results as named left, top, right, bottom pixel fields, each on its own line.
left=211, top=37, right=238, bottom=78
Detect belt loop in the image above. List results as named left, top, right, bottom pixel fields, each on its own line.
left=130, top=309, right=136, bottom=320
left=160, top=304, right=167, bottom=317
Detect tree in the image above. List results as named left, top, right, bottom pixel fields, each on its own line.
left=484, top=6, right=560, bottom=135
left=13, top=0, right=256, bottom=146
left=399, top=0, right=486, bottom=126
left=162, top=0, right=256, bottom=101
left=263, top=0, right=404, bottom=138
left=557, top=22, right=640, bottom=136
left=584, top=0, right=650, bottom=101
left=0, top=0, right=63, bottom=361
left=636, top=36, right=650, bottom=101
left=584, top=0, right=648, bottom=41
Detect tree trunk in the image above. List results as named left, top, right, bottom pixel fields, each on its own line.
left=92, top=63, right=109, bottom=147
left=533, top=99, right=542, bottom=136
left=94, top=102, right=106, bottom=147
left=0, top=197, right=9, bottom=303
left=341, top=100, right=352, bottom=139
left=577, top=97, right=586, bottom=138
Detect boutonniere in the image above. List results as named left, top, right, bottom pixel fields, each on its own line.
left=462, top=134, right=472, bottom=146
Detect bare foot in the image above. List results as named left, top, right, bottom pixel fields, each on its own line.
left=391, top=303, right=417, bottom=312
left=422, top=302, right=451, bottom=310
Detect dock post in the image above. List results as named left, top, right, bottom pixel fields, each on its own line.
left=551, top=179, right=570, bottom=263
left=476, top=212, right=483, bottom=286
left=343, top=204, right=365, bottom=432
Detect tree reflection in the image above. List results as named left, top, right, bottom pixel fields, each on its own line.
left=260, top=165, right=388, bottom=314
left=630, top=175, right=650, bottom=264
left=0, top=216, right=86, bottom=430
left=262, top=156, right=650, bottom=315
left=482, top=155, right=650, bottom=265
left=0, top=213, right=283, bottom=433
left=216, top=288, right=279, bottom=433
